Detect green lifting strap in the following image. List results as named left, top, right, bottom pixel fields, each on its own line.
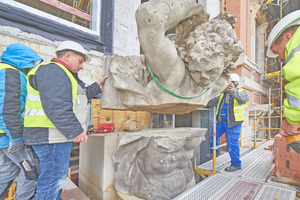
left=146, top=62, right=213, bottom=99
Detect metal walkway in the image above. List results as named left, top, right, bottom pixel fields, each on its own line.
left=197, top=147, right=251, bottom=172
left=174, top=140, right=298, bottom=200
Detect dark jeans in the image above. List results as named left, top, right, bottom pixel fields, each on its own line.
left=32, top=142, right=73, bottom=200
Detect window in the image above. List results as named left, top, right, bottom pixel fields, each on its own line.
left=2, top=0, right=100, bottom=35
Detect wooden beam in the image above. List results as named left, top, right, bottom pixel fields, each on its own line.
left=38, top=0, right=92, bottom=22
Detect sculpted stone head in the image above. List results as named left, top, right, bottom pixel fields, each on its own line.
left=177, top=12, right=244, bottom=88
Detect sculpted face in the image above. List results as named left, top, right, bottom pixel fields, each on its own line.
left=188, top=54, right=224, bottom=87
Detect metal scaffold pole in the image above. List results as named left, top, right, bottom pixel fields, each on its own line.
left=212, top=106, right=217, bottom=174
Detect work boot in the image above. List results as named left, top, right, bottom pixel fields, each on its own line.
left=225, top=165, right=241, bottom=172
left=206, top=153, right=220, bottom=159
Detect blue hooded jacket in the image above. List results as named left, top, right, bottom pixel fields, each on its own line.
left=0, top=43, right=43, bottom=148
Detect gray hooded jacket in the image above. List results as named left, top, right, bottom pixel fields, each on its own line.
left=207, top=84, right=249, bottom=128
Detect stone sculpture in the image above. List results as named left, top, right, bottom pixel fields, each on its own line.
left=101, top=0, right=244, bottom=114
left=112, top=128, right=206, bottom=200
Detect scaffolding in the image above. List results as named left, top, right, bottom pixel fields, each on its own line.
left=262, top=0, right=300, bottom=139
left=194, top=108, right=267, bottom=179
left=72, top=0, right=93, bottom=28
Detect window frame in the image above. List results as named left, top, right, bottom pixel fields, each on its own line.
left=0, top=0, right=114, bottom=54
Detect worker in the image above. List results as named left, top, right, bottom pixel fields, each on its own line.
left=206, top=74, right=249, bottom=172
left=266, top=10, right=300, bottom=153
left=23, top=41, right=108, bottom=200
left=0, top=43, right=43, bottom=199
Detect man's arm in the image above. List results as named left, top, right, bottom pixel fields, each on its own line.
left=85, top=75, right=107, bottom=99
left=34, top=64, right=84, bottom=139
left=228, top=88, right=249, bottom=104
left=282, top=55, right=300, bottom=124
left=279, top=54, right=300, bottom=136
left=278, top=119, right=300, bottom=136
left=207, top=95, right=221, bottom=108
left=85, top=82, right=101, bottom=100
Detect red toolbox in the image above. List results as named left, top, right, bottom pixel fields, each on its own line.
left=97, top=123, right=115, bottom=133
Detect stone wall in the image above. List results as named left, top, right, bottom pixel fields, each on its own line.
left=113, top=0, right=141, bottom=56
left=0, top=26, right=105, bottom=85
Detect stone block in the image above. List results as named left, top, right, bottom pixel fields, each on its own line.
left=29, top=43, right=40, bottom=54
left=61, top=178, right=89, bottom=200
left=113, top=128, right=206, bottom=200
left=79, top=134, right=117, bottom=192
left=39, top=44, right=56, bottom=57
left=79, top=172, right=117, bottom=200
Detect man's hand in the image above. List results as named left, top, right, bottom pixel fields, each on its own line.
left=278, top=119, right=300, bottom=137
left=97, top=75, right=108, bottom=86
left=7, top=140, right=24, bottom=153
left=225, top=82, right=234, bottom=92
left=73, top=131, right=88, bottom=143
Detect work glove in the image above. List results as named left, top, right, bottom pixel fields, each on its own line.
left=7, top=140, right=24, bottom=153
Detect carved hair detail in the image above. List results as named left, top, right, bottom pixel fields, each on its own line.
left=177, top=12, right=244, bottom=71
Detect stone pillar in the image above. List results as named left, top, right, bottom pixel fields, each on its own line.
left=79, top=134, right=118, bottom=200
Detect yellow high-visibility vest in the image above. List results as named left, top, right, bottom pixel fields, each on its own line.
left=24, top=62, right=78, bottom=128
left=0, top=63, right=26, bottom=133
left=216, top=88, right=249, bottom=122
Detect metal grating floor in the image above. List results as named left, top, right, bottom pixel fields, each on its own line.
left=219, top=148, right=271, bottom=176
left=197, top=147, right=250, bottom=171
left=214, top=179, right=262, bottom=200
left=173, top=174, right=235, bottom=200
left=173, top=174, right=297, bottom=200
left=254, top=185, right=296, bottom=200
left=256, top=140, right=274, bottom=149
left=176, top=140, right=297, bottom=200
left=240, top=150, right=274, bottom=182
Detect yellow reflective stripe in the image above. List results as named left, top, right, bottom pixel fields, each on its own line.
left=24, top=62, right=78, bottom=128
left=24, top=115, right=55, bottom=128
left=234, top=113, right=245, bottom=117
left=0, top=129, right=5, bottom=133
left=24, top=109, right=46, bottom=116
left=216, top=93, right=224, bottom=114
left=0, top=63, right=18, bottom=70
left=287, top=93, right=300, bottom=109
left=26, top=94, right=41, bottom=101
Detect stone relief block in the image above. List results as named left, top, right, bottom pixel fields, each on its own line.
left=101, top=0, right=244, bottom=115
left=112, top=128, right=207, bottom=200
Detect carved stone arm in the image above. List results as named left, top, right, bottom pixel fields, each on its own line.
left=135, top=0, right=205, bottom=85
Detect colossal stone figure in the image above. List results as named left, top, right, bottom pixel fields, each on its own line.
left=101, top=0, right=244, bottom=114
left=112, top=128, right=206, bottom=200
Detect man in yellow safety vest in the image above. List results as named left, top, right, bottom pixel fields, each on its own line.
left=207, top=74, right=249, bottom=172
left=0, top=43, right=43, bottom=199
left=23, top=41, right=107, bottom=200
left=266, top=10, right=300, bottom=153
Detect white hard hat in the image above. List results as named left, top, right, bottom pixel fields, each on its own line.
left=266, top=10, right=300, bottom=58
left=230, top=74, right=239, bottom=82
left=56, top=41, right=91, bottom=62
